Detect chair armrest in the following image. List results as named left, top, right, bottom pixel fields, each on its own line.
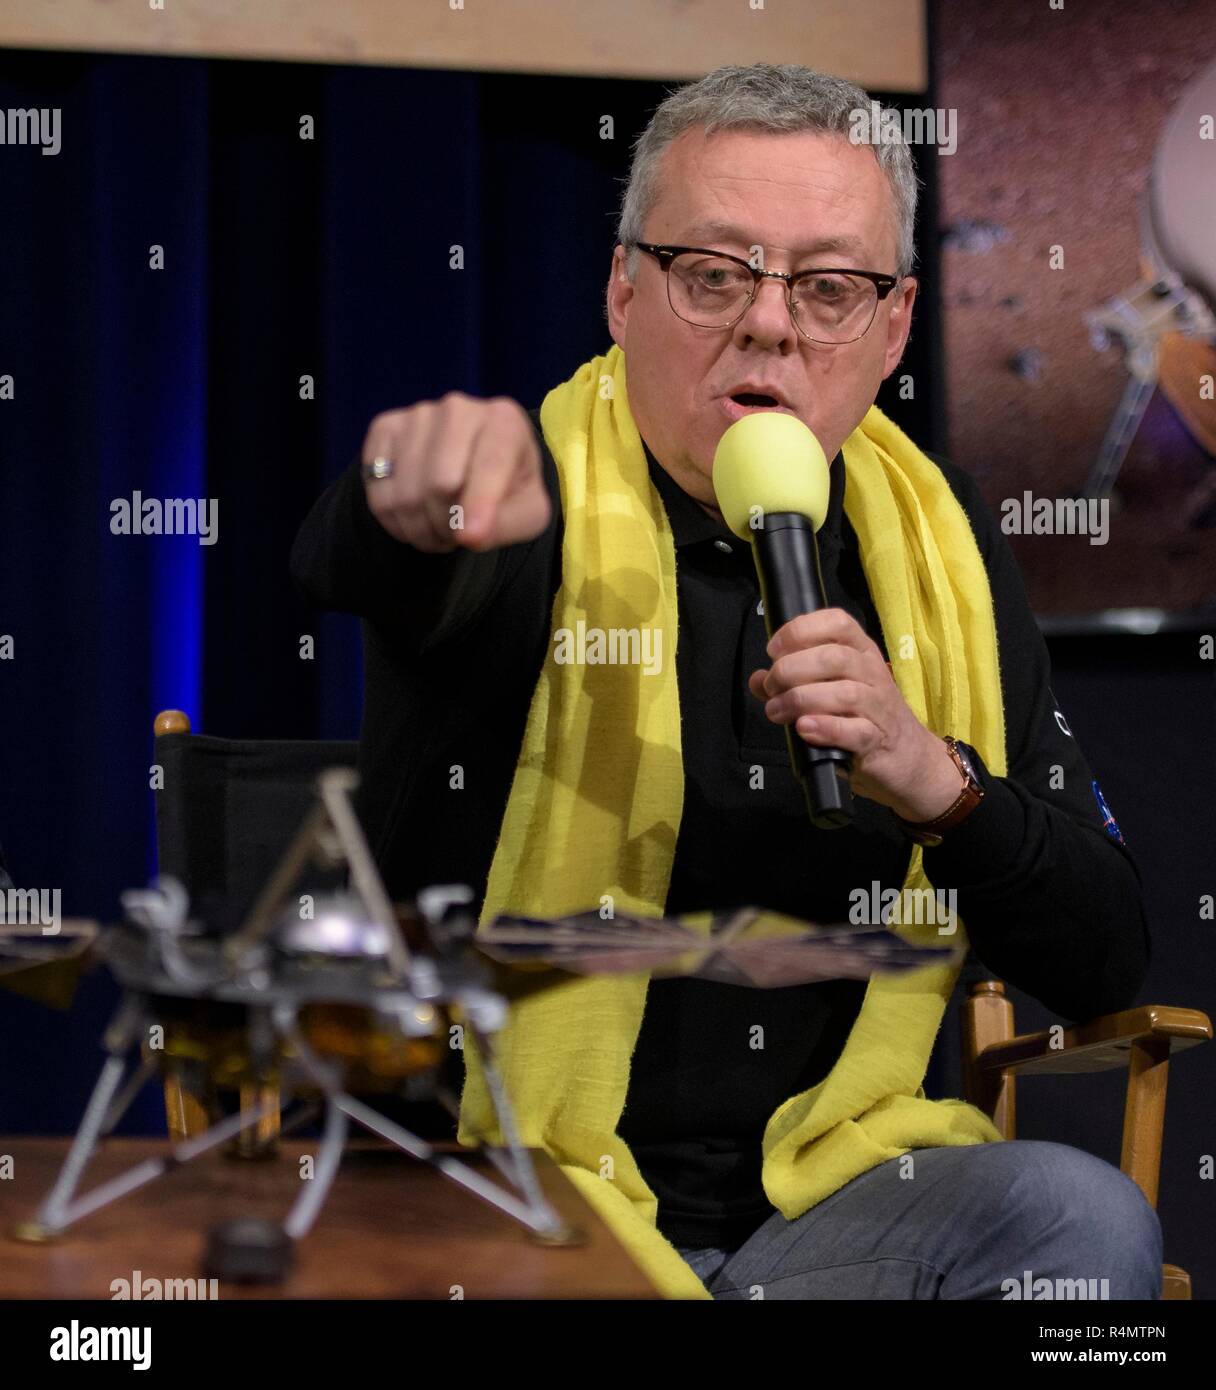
left=975, top=1005, right=1212, bottom=1076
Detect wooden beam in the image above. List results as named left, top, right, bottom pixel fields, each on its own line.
left=0, top=0, right=927, bottom=92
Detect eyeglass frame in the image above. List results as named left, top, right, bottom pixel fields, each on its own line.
left=631, top=241, right=902, bottom=345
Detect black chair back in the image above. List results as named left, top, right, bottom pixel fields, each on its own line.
left=153, top=730, right=359, bottom=934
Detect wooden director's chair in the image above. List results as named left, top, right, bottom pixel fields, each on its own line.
left=962, top=981, right=1211, bottom=1299
left=152, top=710, right=1212, bottom=1298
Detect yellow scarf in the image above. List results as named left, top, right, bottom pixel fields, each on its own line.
left=458, top=344, right=1006, bottom=1300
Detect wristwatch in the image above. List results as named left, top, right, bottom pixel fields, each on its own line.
left=896, top=737, right=985, bottom=847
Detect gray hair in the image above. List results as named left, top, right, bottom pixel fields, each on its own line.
left=617, top=63, right=919, bottom=280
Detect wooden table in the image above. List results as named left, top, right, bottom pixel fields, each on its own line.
left=0, top=1138, right=659, bottom=1299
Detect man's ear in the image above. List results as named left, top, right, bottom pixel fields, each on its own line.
left=881, top=276, right=918, bottom=379
left=606, top=244, right=634, bottom=350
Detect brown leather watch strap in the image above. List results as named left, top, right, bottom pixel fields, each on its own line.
left=896, top=737, right=984, bottom=847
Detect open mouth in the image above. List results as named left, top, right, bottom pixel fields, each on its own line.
left=721, top=391, right=792, bottom=422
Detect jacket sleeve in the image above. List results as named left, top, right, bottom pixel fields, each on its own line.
left=289, top=409, right=562, bottom=650
left=920, top=460, right=1150, bottom=1022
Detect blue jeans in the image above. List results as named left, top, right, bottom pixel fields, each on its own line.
left=675, top=1140, right=1163, bottom=1299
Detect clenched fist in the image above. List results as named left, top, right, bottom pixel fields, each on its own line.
left=361, top=392, right=551, bottom=553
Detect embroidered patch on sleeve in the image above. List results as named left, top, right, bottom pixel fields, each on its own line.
left=1048, top=688, right=1074, bottom=738
left=1091, top=780, right=1125, bottom=845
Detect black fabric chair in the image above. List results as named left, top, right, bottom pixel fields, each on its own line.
left=152, top=710, right=358, bottom=932
left=149, top=709, right=457, bottom=1148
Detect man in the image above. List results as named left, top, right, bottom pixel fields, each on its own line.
left=292, top=63, right=1159, bottom=1300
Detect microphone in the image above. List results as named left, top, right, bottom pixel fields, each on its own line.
left=712, top=413, right=854, bottom=830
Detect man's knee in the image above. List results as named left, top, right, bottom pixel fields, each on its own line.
left=982, top=1140, right=1162, bottom=1296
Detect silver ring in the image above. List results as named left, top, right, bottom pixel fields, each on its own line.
left=363, top=455, right=394, bottom=481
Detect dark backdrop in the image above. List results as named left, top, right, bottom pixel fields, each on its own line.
left=0, top=49, right=1211, bottom=1292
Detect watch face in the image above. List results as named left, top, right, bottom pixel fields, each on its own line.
left=954, top=741, right=980, bottom=785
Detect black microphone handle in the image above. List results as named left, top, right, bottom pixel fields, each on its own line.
left=751, top=513, right=855, bottom=830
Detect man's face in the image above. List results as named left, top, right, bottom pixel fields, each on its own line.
left=606, top=126, right=918, bottom=516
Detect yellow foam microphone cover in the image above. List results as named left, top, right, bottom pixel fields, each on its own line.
left=712, top=412, right=830, bottom=541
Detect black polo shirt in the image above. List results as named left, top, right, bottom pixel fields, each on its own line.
left=291, top=403, right=1150, bottom=1251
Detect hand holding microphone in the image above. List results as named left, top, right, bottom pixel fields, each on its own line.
left=713, top=413, right=965, bottom=830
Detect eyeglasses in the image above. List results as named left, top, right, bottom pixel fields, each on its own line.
left=633, top=242, right=900, bottom=346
